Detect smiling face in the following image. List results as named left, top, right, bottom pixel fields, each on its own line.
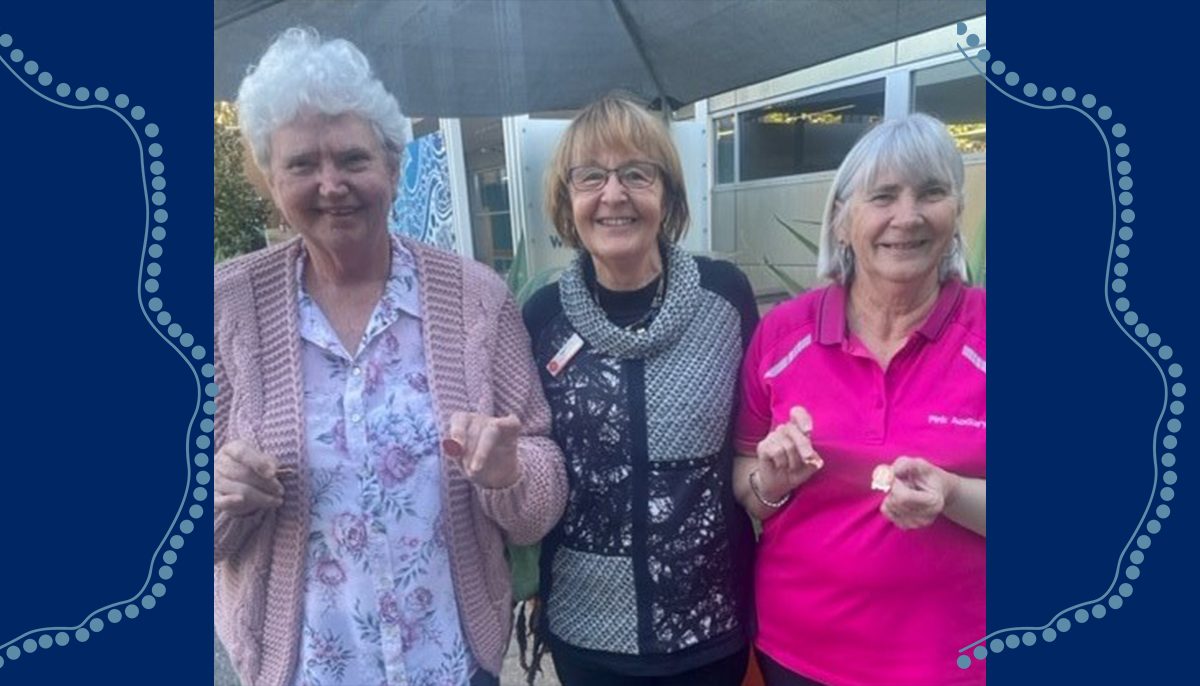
left=840, top=168, right=959, bottom=293
left=569, top=148, right=665, bottom=285
left=267, top=111, right=398, bottom=260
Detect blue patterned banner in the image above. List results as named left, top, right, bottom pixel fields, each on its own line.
left=391, top=130, right=456, bottom=251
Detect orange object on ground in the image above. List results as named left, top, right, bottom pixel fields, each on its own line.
left=742, top=647, right=765, bottom=686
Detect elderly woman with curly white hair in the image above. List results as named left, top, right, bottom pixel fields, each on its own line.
left=733, top=113, right=986, bottom=686
left=213, top=28, right=566, bottom=686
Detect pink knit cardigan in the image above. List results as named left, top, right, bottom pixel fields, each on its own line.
left=213, top=237, right=567, bottom=686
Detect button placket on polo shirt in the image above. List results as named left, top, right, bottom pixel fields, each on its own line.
left=868, top=362, right=887, bottom=442
left=843, top=336, right=886, bottom=443
left=881, top=336, right=930, bottom=444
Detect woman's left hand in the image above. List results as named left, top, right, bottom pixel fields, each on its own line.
left=444, top=412, right=522, bottom=489
left=879, top=456, right=961, bottom=530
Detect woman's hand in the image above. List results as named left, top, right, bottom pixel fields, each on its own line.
left=879, top=456, right=960, bottom=529
left=879, top=456, right=986, bottom=535
left=214, top=440, right=285, bottom=516
left=444, top=413, right=522, bottom=489
left=754, top=406, right=824, bottom=503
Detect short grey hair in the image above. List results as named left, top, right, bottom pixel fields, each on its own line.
left=235, top=27, right=408, bottom=176
left=816, top=113, right=968, bottom=284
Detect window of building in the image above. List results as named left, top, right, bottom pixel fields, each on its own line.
left=912, top=61, right=986, bottom=153
left=469, top=167, right=513, bottom=273
left=671, top=103, right=696, bottom=121
left=714, top=115, right=735, bottom=184
left=736, top=79, right=885, bottom=182
left=461, top=118, right=515, bottom=274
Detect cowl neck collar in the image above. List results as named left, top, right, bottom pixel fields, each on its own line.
left=559, top=242, right=701, bottom=359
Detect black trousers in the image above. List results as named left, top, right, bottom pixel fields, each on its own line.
left=470, top=668, right=500, bottom=686
left=756, top=649, right=827, bottom=686
left=552, top=646, right=750, bottom=686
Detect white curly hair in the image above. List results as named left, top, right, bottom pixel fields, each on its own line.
left=235, top=27, right=408, bottom=177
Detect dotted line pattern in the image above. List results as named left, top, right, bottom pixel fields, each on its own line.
left=0, top=32, right=214, bottom=670
left=949, top=22, right=1184, bottom=672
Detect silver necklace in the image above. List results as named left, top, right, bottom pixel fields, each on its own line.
left=593, top=272, right=666, bottom=333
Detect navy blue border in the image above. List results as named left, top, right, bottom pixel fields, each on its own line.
left=0, top=2, right=212, bottom=684
left=0, top=2, right=1193, bottom=685
left=987, top=4, right=1194, bottom=684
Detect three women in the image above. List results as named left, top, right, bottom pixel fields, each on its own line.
left=216, top=28, right=983, bottom=684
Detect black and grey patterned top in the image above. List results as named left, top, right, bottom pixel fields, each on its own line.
left=523, top=243, right=759, bottom=675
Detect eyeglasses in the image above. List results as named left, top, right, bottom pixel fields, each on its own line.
left=567, top=161, right=661, bottom=192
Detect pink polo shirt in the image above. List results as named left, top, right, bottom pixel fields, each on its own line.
left=735, top=280, right=985, bottom=686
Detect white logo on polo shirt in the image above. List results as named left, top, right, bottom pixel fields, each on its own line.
left=928, top=414, right=986, bottom=429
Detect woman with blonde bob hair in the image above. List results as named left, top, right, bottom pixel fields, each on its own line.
left=733, top=113, right=986, bottom=685
left=214, top=28, right=566, bottom=686
left=522, top=95, right=760, bottom=684
left=543, top=97, right=691, bottom=250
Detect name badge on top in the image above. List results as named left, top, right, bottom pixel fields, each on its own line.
left=547, top=333, right=584, bottom=377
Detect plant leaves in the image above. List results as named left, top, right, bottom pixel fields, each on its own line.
left=763, top=256, right=804, bottom=295
left=773, top=215, right=820, bottom=255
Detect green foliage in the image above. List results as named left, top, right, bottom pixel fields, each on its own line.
left=503, top=232, right=531, bottom=297
left=763, top=256, right=806, bottom=295
left=502, top=232, right=560, bottom=602
left=966, top=217, right=986, bottom=287
left=764, top=214, right=820, bottom=296
left=765, top=213, right=988, bottom=293
left=504, top=233, right=562, bottom=305
left=507, top=543, right=541, bottom=602
left=214, top=102, right=270, bottom=263
left=773, top=214, right=820, bottom=254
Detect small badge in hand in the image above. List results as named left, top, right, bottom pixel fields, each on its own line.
left=871, top=464, right=895, bottom=493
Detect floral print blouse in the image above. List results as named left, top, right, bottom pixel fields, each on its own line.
left=291, top=238, right=471, bottom=686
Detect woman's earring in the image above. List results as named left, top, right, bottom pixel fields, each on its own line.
left=837, top=241, right=855, bottom=281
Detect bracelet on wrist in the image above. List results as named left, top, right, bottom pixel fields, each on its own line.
left=749, top=469, right=791, bottom=509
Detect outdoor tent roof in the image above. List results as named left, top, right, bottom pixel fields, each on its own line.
left=215, top=0, right=985, bottom=117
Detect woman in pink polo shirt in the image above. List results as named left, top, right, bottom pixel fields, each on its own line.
left=733, top=113, right=986, bottom=686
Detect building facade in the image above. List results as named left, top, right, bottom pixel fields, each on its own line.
left=418, top=16, right=986, bottom=300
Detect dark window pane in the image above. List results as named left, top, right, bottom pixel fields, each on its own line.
left=491, top=213, right=513, bottom=252
left=913, top=61, right=986, bottom=153
left=411, top=117, right=439, bottom=138
left=469, top=165, right=513, bottom=274
left=478, top=168, right=510, bottom=212
left=738, top=80, right=885, bottom=181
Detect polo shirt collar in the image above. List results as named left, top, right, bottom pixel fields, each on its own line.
left=817, top=277, right=965, bottom=345
left=917, top=278, right=964, bottom=340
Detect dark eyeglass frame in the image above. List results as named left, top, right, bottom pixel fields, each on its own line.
left=566, top=161, right=663, bottom=192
